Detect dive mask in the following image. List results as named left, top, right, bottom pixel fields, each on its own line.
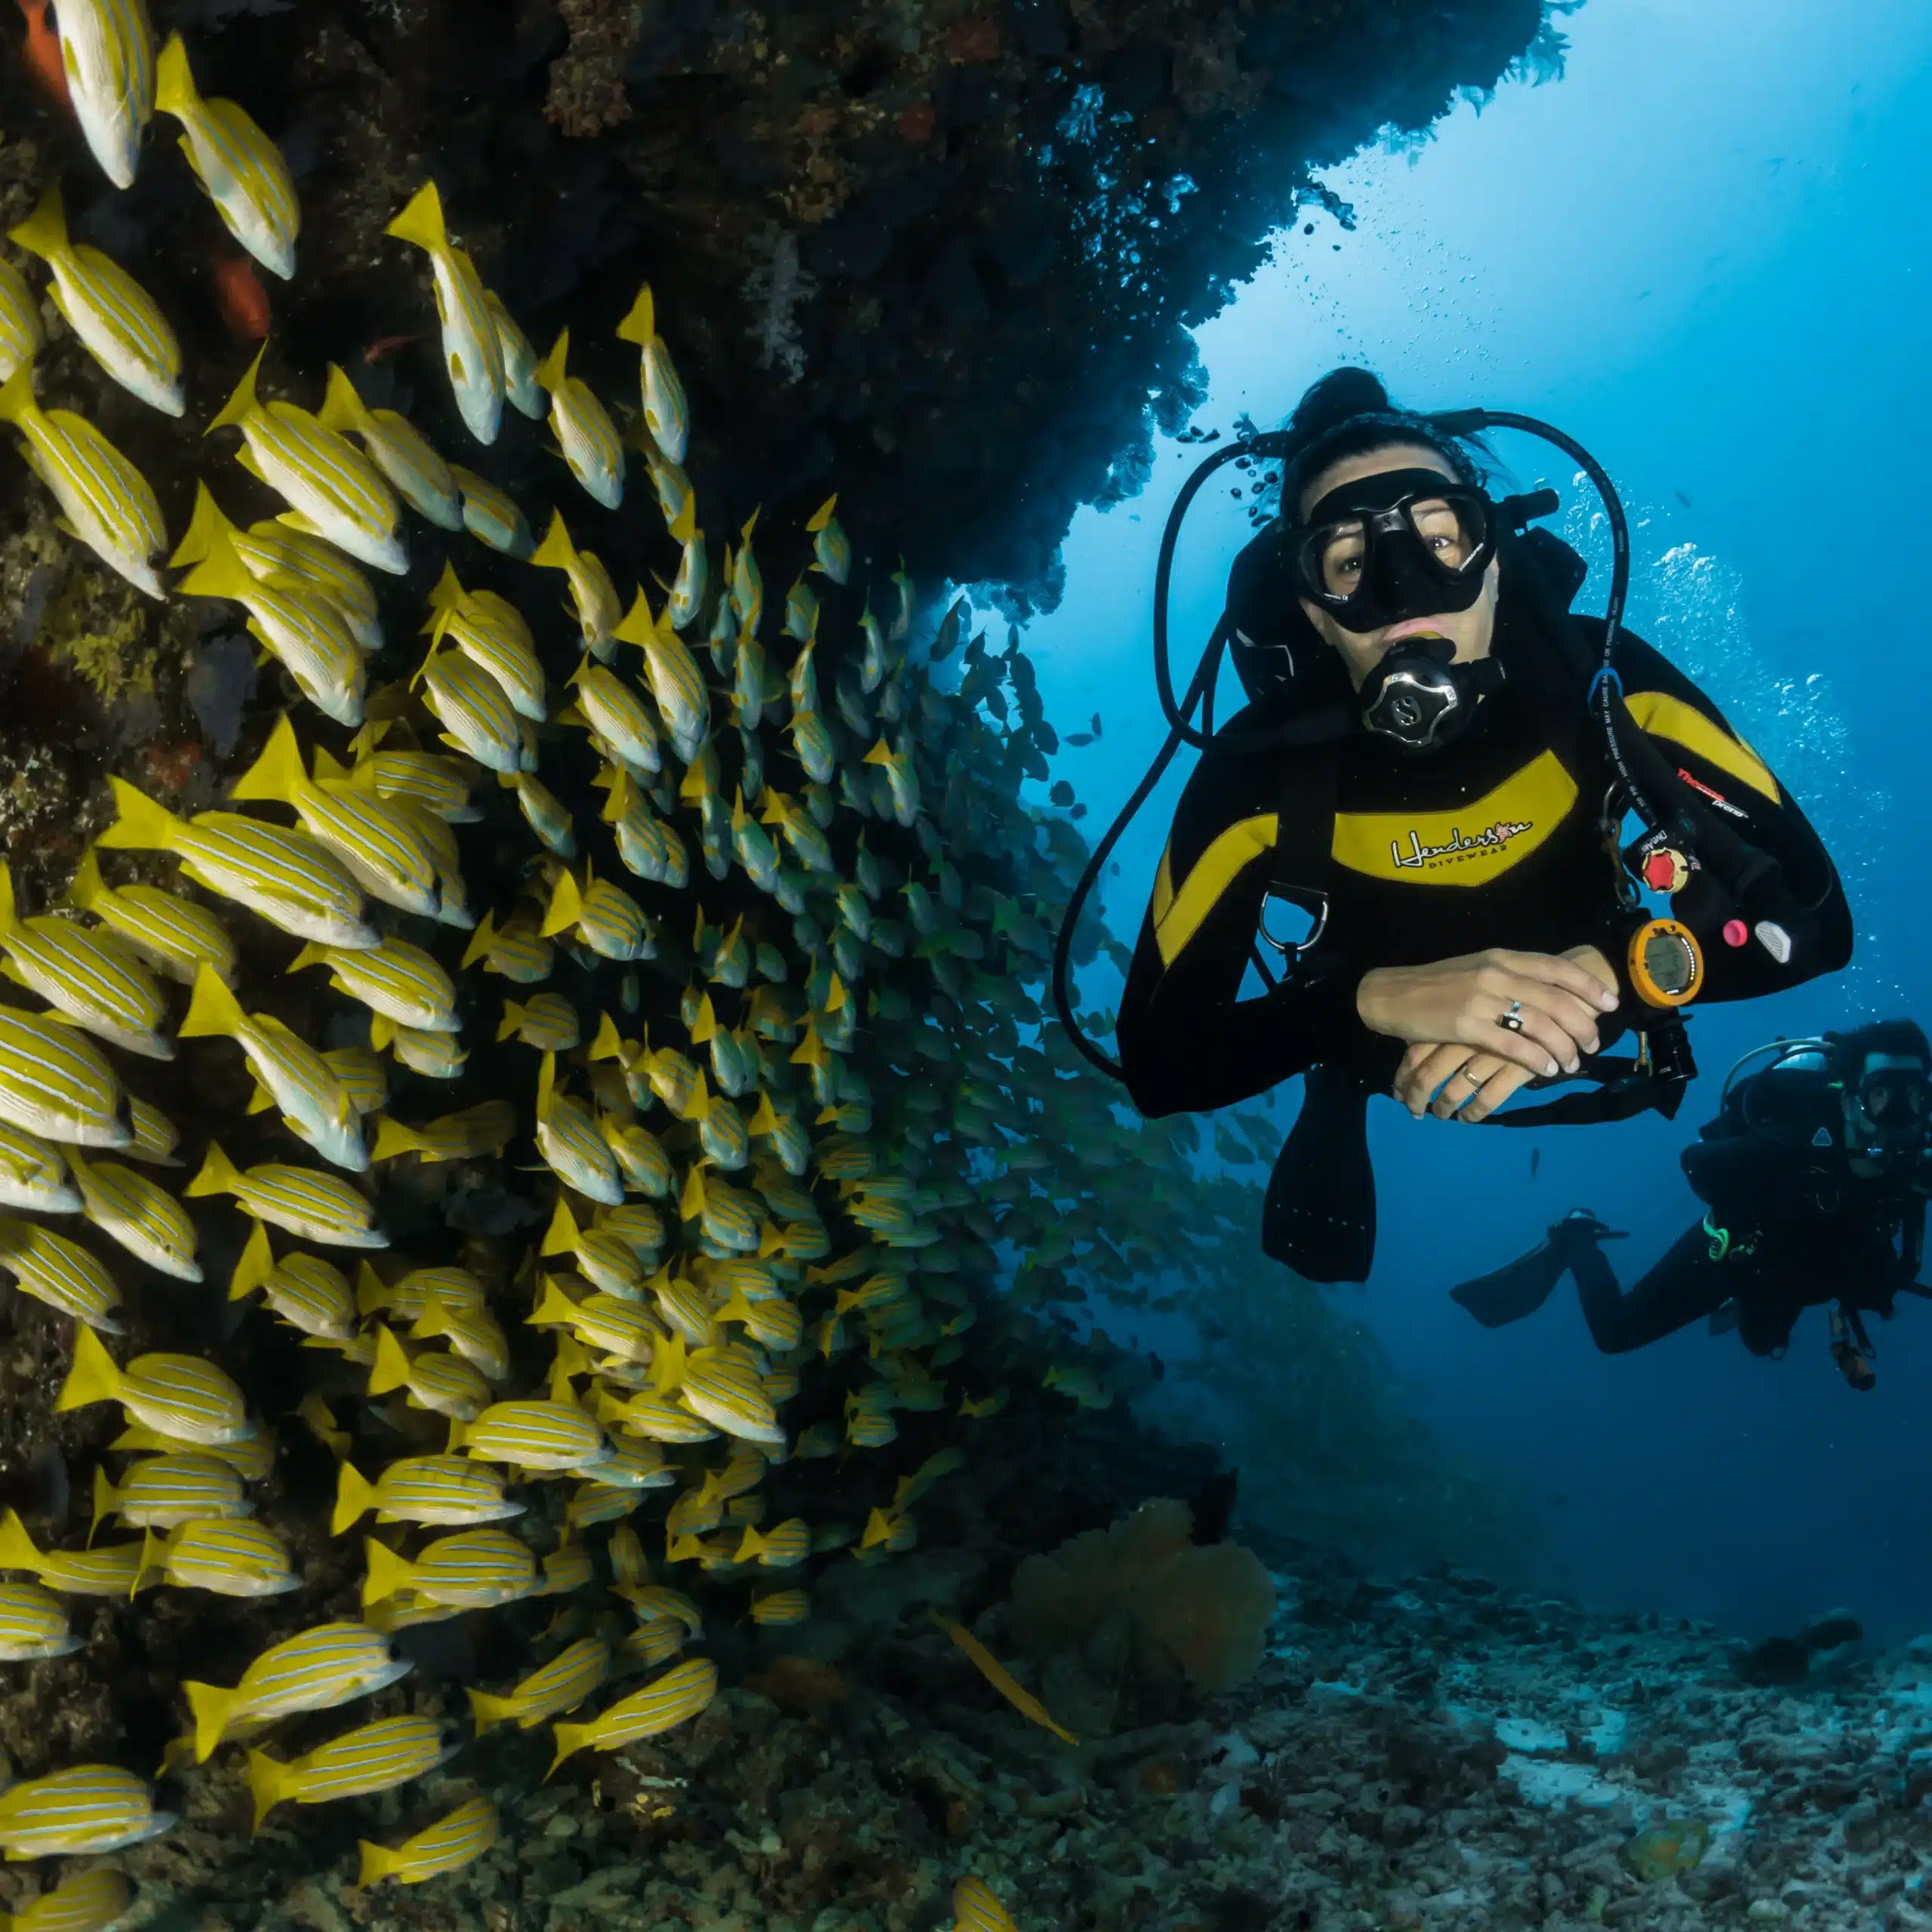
left=1292, top=467, right=1497, bottom=631
left=1849, top=1055, right=1932, bottom=1164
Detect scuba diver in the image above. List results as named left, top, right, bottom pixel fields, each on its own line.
left=1065, top=367, right=1851, bottom=1281
left=1451, top=1022, right=1932, bottom=1392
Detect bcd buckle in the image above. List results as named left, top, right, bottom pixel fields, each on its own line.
left=1257, top=886, right=1330, bottom=974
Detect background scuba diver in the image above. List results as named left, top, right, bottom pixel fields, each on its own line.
left=1451, top=1022, right=1932, bottom=1392
left=1111, top=368, right=1852, bottom=1279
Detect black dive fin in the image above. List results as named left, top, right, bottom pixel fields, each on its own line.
left=1451, top=1236, right=1571, bottom=1328
left=1707, top=1300, right=1740, bottom=1337
left=1262, top=1062, right=1374, bottom=1282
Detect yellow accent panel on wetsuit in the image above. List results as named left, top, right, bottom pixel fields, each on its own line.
left=1331, top=751, right=1578, bottom=884
left=1152, top=814, right=1279, bottom=968
left=1623, top=689, right=1779, bottom=803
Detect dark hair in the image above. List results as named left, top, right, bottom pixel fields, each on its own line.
left=1829, top=1019, right=1932, bottom=1068
left=1277, top=367, right=1487, bottom=522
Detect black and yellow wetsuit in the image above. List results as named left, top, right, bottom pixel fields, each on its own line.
left=1116, top=593, right=1853, bottom=1119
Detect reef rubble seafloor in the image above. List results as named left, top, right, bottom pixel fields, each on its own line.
left=16, top=1529, right=1932, bottom=1932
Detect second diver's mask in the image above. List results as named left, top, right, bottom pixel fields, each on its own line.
left=1846, top=1053, right=1932, bottom=1170
left=1293, top=468, right=1504, bottom=756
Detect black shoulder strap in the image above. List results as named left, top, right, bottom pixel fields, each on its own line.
left=1254, top=740, right=1340, bottom=983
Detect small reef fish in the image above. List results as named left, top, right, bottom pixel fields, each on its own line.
left=530, top=510, right=621, bottom=659
left=0, top=863, right=167, bottom=1057
left=542, top=866, right=651, bottom=964
left=0, top=1868, right=131, bottom=1932
left=548, top=1655, right=717, bottom=1774
left=500, top=992, right=580, bottom=1053
left=0, top=1508, right=145, bottom=1595
left=749, top=1589, right=810, bottom=1626
left=615, top=284, right=688, bottom=466
left=807, top=494, right=851, bottom=583
left=97, top=777, right=379, bottom=951
left=65, top=848, right=237, bottom=988
left=0, top=366, right=166, bottom=597
left=361, top=1527, right=536, bottom=1609
left=212, top=249, right=271, bottom=343
left=138, top=1517, right=300, bottom=1598
left=91, top=1453, right=248, bottom=1534
left=155, top=32, right=298, bottom=278
left=932, top=1611, right=1078, bottom=1744
left=57, top=1326, right=253, bottom=1445
left=8, top=183, right=181, bottom=414
left=246, top=1713, right=457, bottom=1832
left=532, top=1049, right=622, bottom=1204
left=534, top=328, right=623, bottom=509
left=367, top=1324, right=489, bottom=1420
left=49, top=0, right=155, bottom=188
left=462, top=911, right=553, bottom=984
left=372, top=1101, right=515, bottom=1166
left=186, top=1140, right=388, bottom=1248
left=448, top=463, right=534, bottom=557
left=385, top=182, right=504, bottom=445
left=414, top=645, right=522, bottom=775
left=0, top=1766, right=174, bottom=1860
left=468, top=1637, right=609, bottom=1734
left=66, top=1152, right=200, bottom=1280
left=227, top=1223, right=354, bottom=1340
left=207, top=346, right=406, bottom=575
left=953, top=1875, right=1020, bottom=1932
left=0, top=256, right=44, bottom=382
left=184, top=1620, right=411, bottom=1761
left=425, top=563, right=546, bottom=720
left=0, top=1580, right=79, bottom=1660
left=332, top=1455, right=521, bottom=1533
left=447, top=1396, right=609, bottom=1474
left=615, top=587, right=709, bottom=761
left=486, top=290, right=542, bottom=417
left=318, top=363, right=462, bottom=530
left=0, top=1005, right=129, bottom=1149
left=356, top=1795, right=499, bottom=1890
left=292, top=936, right=457, bottom=1034
left=0, top=1120, right=78, bottom=1214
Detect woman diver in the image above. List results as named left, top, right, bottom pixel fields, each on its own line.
left=1451, top=1022, right=1932, bottom=1392
left=1097, top=368, right=1852, bottom=1279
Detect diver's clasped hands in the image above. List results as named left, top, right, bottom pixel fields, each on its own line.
left=1358, top=946, right=1621, bottom=1122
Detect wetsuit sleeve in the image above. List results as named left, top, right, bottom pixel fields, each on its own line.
left=1115, top=747, right=1401, bottom=1118
left=1615, top=635, right=1854, bottom=1001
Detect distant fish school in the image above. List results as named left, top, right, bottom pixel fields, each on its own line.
left=0, top=0, right=1112, bottom=1906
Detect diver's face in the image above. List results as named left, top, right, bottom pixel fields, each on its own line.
left=1296, top=444, right=1502, bottom=691
left=1843, top=1051, right=1932, bottom=1175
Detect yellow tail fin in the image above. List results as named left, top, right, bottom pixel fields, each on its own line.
left=226, top=1219, right=273, bottom=1302
left=89, top=1464, right=117, bottom=1545
left=154, top=31, right=199, bottom=118
left=368, top=1014, right=396, bottom=1051
left=670, top=498, right=697, bottom=545
left=423, top=559, right=466, bottom=617
left=316, top=361, right=371, bottom=438
left=612, top=588, right=655, bottom=649
left=184, top=1140, right=242, bottom=1200
left=55, top=1324, right=124, bottom=1414
left=535, top=1049, right=557, bottom=1120
left=184, top=1678, right=238, bottom=1764
left=805, top=494, right=836, bottom=533
left=5, top=182, right=68, bottom=263
left=180, top=960, right=247, bottom=1043
left=540, top=1195, right=580, bottom=1257
left=528, top=509, right=578, bottom=573
left=177, top=523, right=257, bottom=603
left=354, top=1839, right=394, bottom=1891
left=359, top=1534, right=414, bottom=1607
left=229, top=713, right=309, bottom=807
left=384, top=180, right=449, bottom=255
left=207, top=346, right=266, bottom=437
left=367, top=1323, right=412, bottom=1396
left=614, top=284, right=656, bottom=347
left=540, top=870, right=583, bottom=939
left=370, top=1118, right=426, bottom=1163
left=134, top=1523, right=166, bottom=1598
left=95, top=778, right=185, bottom=855
left=354, top=1263, right=392, bottom=1316
left=244, top=1748, right=287, bottom=1832
left=534, top=329, right=569, bottom=395
left=63, top=849, right=106, bottom=915
left=329, top=1460, right=378, bottom=1536
left=530, top=1276, right=577, bottom=1331
left=168, top=481, right=238, bottom=570
left=0, top=365, right=38, bottom=432
left=459, top=909, right=499, bottom=971
left=466, top=1686, right=520, bottom=1736
left=495, top=1000, right=525, bottom=1045
left=546, top=1720, right=590, bottom=1779
left=586, top=1013, right=625, bottom=1063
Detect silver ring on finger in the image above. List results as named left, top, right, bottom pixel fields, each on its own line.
left=1497, top=999, right=1526, bottom=1034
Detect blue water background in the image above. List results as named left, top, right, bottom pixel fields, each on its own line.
left=1021, top=0, right=1932, bottom=1641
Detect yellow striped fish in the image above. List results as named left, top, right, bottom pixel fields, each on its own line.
left=51, top=0, right=155, bottom=189
left=206, top=347, right=406, bottom=575
left=0, top=857, right=168, bottom=1051
left=568, top=660, right=660, bottom=774
left=565, top=1481, right=635, bottom=1528
left=371, top=1017, right=467, bottom=1081
left=356, top=1794, right=499, bottom=1890
left=177, top=528, right=366, bottom=727
left=499, top=767, right=575, bottom=858
left=292, top=934, right=457, bottom=1034
left=226, top=1222, right=353, bottom=1340
left=180, top=965, right=364, bottom=1172
left=0, top=257, right=41, bottom=383
left=460, top=911, right=552, bottom=984
left=532, top=328, right=622, bottom=508
left=601, top=1201, right=668, bottom=1256
left=154, top=33, right=297, bottom=276
left=384, top=183, right=504, bottom=445
left=605, top=1121, right=676, bottom=1200
left=358, top=1262, right=485, bottom=1322
left=638, top=432, right=695, bottom=540
left=749, top=1588, right=810, bottom=1627
left=137, top=1516, right=300, bottom=1598
left=487, top=291, right=542, bottom=416
left=247, top=1713, right=457, bottom=1832
left=0, top=1217, right=122, bottom=1330
left=7, top=183, right=180, bottom=415
left=0, top=1580, right=79, bottom=1660
left=424, top=562, right=545, bottom=719
left=953, top=1875, right=1020, bottom=1932
left=0, top=1119, right=77, bottom=1214
left=678, top=1348, right=783, bottom=1447
left=468, top=1636, right=608, bottom=1734
left=541, top=1199, right=645, bottom=1297
left=449, top=463, right=534, bottom=557
left=361, top=1527, right=535, bottom=1610
left=0, top=1509, right=143, bottom=1595
left=367, top=1325, right=488, bottom=1421
left=114, top=1420, right=272, bottom=1482
left=0, top=1765, right=174, bottom=1859
left=57, top=1326, right=253, bottom=1444
left=414, top=645, right=522, bottom=774
left=371, top=1101, right=515, bottom=1166
left=95, top=778, right=377, bottom=950
left=63, top=848, right=236, bottom=989
left=325, top=1045, right=387, bottom=1118
left=614, top=587, right=709, bottom=761
left=91, top=1453, right=248, bottom=1534
left=232, top=717, right=446, bottom=918
left=531, top=1051, right=622, bottom=1204
left=614, top=284, right=688, bottom=465
left=340, top=728, right=476, bottom=820
left=807, top=493, right=849, bottom=583
left=0, top=366, right=166, bottom=597
left=318, top=364, right=463, bottom=530
left=0, top=1867, right=131, bottom=1932
left=184, top=1620, right=411, bottom=1761
left=665, top=504, right=708, bottom=632
left=67, top=1152, right=199, bottom=1281
left=410, top=1287, right=510, bottom=1380
left=548, top=1656, right=717, bottom=1773
left=529, top=510, right=620, bottom=657
left=530, top=1278, right=657, bottom=1364
left=543, top=869, right=651, bottom=965
left=601, top=1389, right=715, bottom=1444
left=332, top=1455, right=519, bottom=1534
left=618, top=1617, right=687, bottom=1669
left=187, top=1141, right=385, bottom=1249
left=499, top=991, right=579, bottom=1053
left=448, top=1397, right=608, bottom=1473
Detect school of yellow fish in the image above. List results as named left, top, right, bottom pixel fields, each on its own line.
left=0, top=2, right=1161, bottom=1920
